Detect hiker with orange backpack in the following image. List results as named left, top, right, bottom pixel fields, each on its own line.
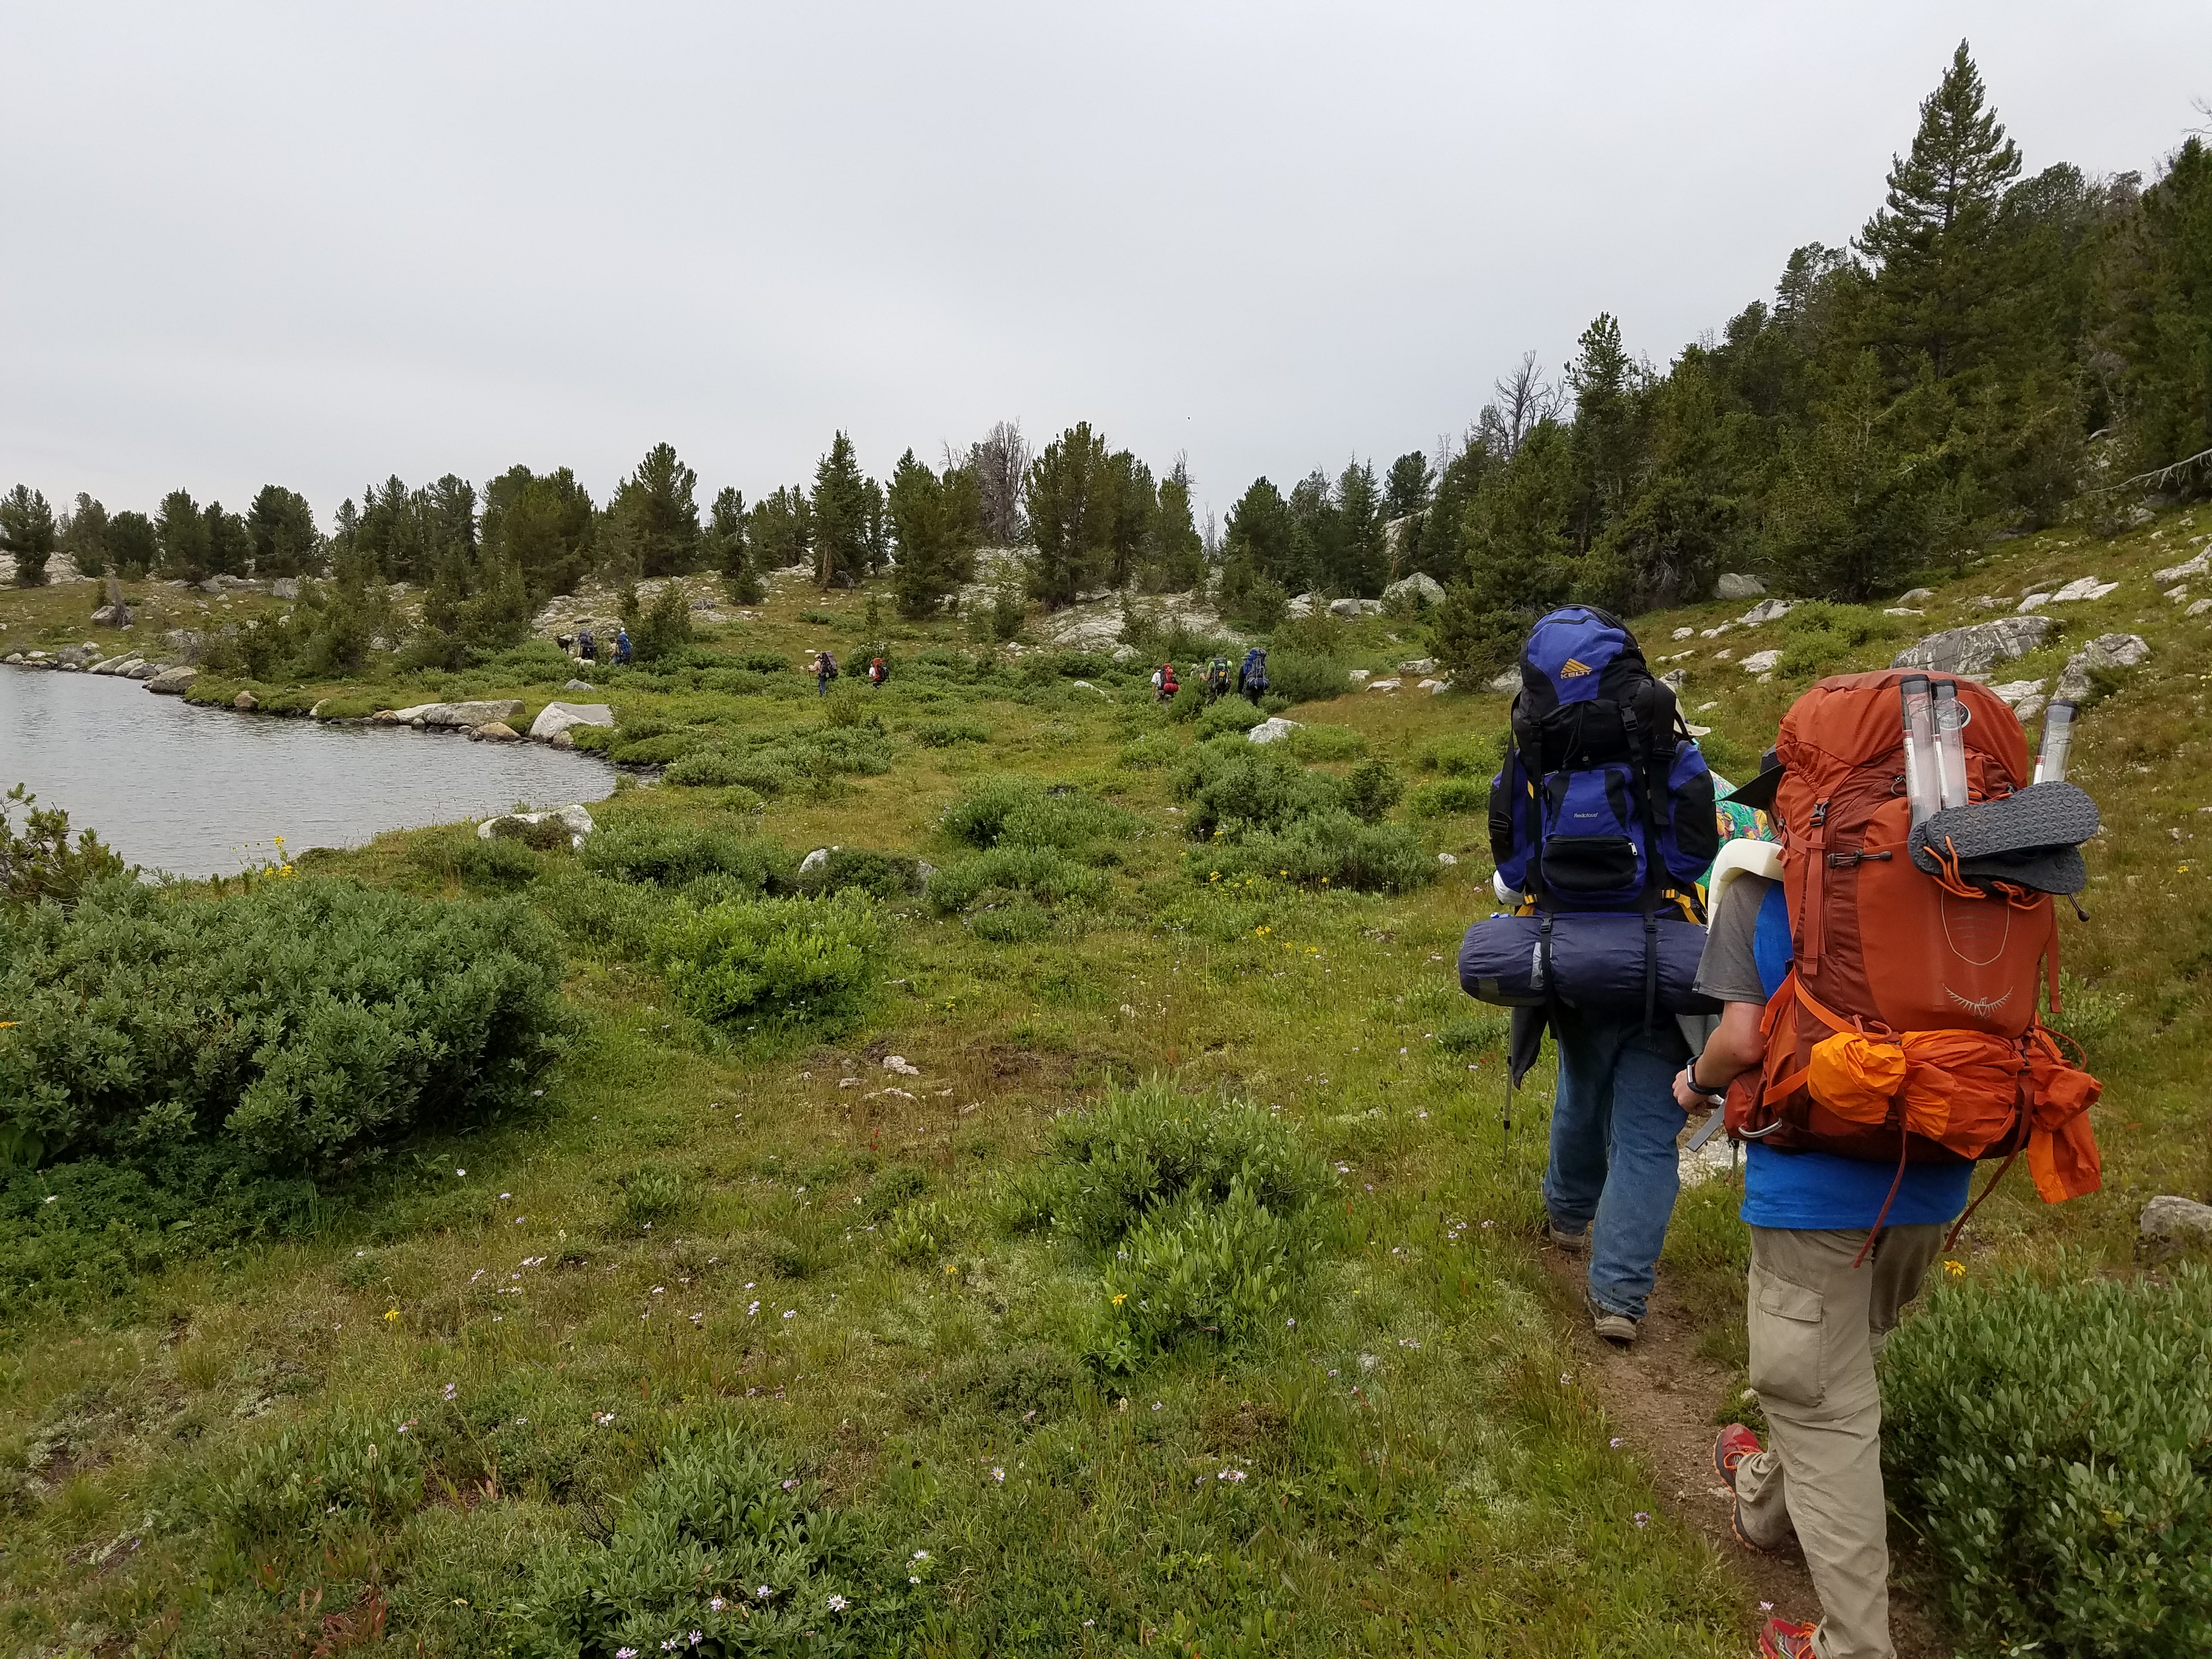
left=1675, top=672, right=2102, bottom=1659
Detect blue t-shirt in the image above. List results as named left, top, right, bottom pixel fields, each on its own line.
left=1726, top=881, right=1973, bottom=1231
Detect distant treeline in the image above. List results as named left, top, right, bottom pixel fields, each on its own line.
left=3, top=42, right=2207, bottom=678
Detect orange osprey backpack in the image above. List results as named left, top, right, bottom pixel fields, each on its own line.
left=1724, top=670, right=2103, bottom=1225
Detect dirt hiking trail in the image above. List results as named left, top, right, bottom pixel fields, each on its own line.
left=1544, top=1251, right=1952, bottom=1658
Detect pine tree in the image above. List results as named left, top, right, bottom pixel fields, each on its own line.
left=1330, top=458, right=1386, bottom=595
left=2102, top=137, right=2212, bottom=477
left=1858, top=40, right=2022, bottom=381
left=1022, top=423, right=1115, bottom=606
left=156, top=489, right=211, bottom=582
left=810, top=432, right=871, bottom=588
left=706, top=486, right=759, bottom=604
left=1566, top=313, right=1641, bottom=551
left=482, top=466, right=596, bottom=600
left=247, top=486, right=321, bottom=577
left=58, top=493, right=110, bottom=578
left=607, top=443, right=702, bottom=579
left=887, top=449, right=980, bottom=618
left=0, top=486, right=57, bottom=587
left=1148, top=457, right=1205, bottom=592
left=748, top=487, right=812, bottom=572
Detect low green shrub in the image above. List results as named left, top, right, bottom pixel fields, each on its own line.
left=607, top=731, right=699, bottom=766
left=885, top=1199, right=956, bottom=1266
left=1004, top=1082, right=1328, bottom=1365
left=1285, top=724, right=1365, bottom=762
left=939, top=776, right=1133, bottom=858
left=1169, top=744, right=1341, bottom=841
left=580, top=820, right=791, bottom=893
left=926, top=845, right=1109, bottom=913
left=1195, top=698, right=1266, bottom=739
left=1190, top=809, right=1435, bottom=893
left=1007, top=1081, right=1324, bottom=1248
left=200, top=1406, right=427, bottom=1550
left=793, top=848, right=921, bottom=900
left=653, top=890, right=882, bottom=1037
left=911, top=718, right=990, bottom=747
left=1774, top=601, right=1905, bottom=682
left=0, top=786, right=130, bottom=910
left=663, top=746, right=789, bottom=792
left=511, top=1423, right=914, bottom=1656
left=862, top=1163, right=929, bottom=1220
left=0, top=877, right=567, bottom=1179
left=1339, top=758, right=1403, bottom=822
left=618, top=1161, right=690, bottom=1228
left=1116, top=732, right=1184, bottom=769
left=1882, top=1267, right=2212, bottom=1657
left=1415, top=731, right=1505, bottom=777
left=1407, top=777, right=1490, bottom=819
left=489, top=815, right=573, bottom=851
left=1436, top=1008, right=1510, bottom=1056
left=1263, top=649, right=1352, bottom=706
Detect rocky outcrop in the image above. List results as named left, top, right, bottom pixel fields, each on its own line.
left=1739, top=648, right=1782, bottom=674
left=2142, top=1194, right=2212, bottom=1244
left=1714, top=572, right=1767, bottom=599
left=233, top=690, right=258, bottom=710
left=124, top=660, right=164, bottom=680
left=161, top=628, right=208, bottom=664
left=527, top=701, right=615, bottom=742
left=55, top=642, right=101, bottom=669
left=2053, top=633, right=2151, bottom=704
left=2017, top=576, right=2119, bottom=612
left=1892, top=616, right=2053, bottom=676
left=2153, top=548, right=2211, bottom=585
left=383, top=698, right=525, bottom=730
left=1740, top=599, right=1797, bottom=626
left=1381, top=572, right=1445, bottom=609
left=145, top=665, right=200, bottom=695
left=476, top=804, right=596, bottom=849
left=1246, top=716, right=1301, bottom=744
left=468, top=720, right=521, bottom=741
left=799, top=847, right=833, bottom=875
left=89, top=654, right=143, bottom=675
left=1397, top=657, right=1437, bottom=674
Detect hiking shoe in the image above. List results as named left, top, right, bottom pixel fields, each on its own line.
left=1757, top=1616, right=1819, bottom=1658
left=1547, top=1221, right=1590, bottom=1253
left=1590, top=1303, right=1639, bottom=1346
left=1714, top=1424, right=1773, bottom=1554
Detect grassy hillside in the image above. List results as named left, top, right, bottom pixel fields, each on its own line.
left=2, top=507, right=2208, bottom=1657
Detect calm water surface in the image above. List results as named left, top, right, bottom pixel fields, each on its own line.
left=0, top=669, right=612, bottom=878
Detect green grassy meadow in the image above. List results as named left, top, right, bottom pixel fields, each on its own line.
left=4, top=509, right=2211, bottom=1657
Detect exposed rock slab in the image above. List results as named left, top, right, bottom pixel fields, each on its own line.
left=1246, top=716, right=1301, bottom=744
left=528, top=701, right=615, bottom=742
left=477, top=804, right=596, bottom=849
left=1892, top=616, right=2053, bottom=676
left=144, top=665, right=199, bottom=694
left=386, top=698, right=526, bottom=729
left=1714, top=573, right=1767, bottom=599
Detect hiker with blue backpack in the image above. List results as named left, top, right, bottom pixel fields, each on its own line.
left=1457, top=606, right=1721, bottom=1347
left=1238, top=646, right=1269, bottom=706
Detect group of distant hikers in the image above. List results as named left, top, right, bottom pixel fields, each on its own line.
left=560, top=625, right=631, bottom=666
left=805, top=649, right=889, bottom=695
left=1152, top=646, right=1268, bottom=706
left=1459, top=605, right=2103, bottom=1658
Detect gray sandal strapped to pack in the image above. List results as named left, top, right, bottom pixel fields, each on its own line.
left=1906, top=780, right=2101, bottom=896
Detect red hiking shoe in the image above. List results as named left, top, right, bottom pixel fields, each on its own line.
left=1757, top=1615, right=1819, bottom=1657
left=1713, top=1425, right=1771, bottom=1554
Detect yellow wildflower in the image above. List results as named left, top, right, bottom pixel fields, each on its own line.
left=384, top=1307, right=400, bottom=1321
left=1943, top=1260, right=1965, bottom=1279
left=1111, top=1292, right=1127, bottom=1306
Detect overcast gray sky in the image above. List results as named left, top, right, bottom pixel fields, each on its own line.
left=4, top=2, right=2208, bottom=531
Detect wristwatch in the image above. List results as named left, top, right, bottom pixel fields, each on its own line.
left=1684, top=1058, right=1725, bottom=1102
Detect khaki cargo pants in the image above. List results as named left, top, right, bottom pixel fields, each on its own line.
left=1735, top=1223, right=1944, bottom=1659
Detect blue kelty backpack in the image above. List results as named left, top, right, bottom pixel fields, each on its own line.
left=1462, top=606, right=1719, bottom=1022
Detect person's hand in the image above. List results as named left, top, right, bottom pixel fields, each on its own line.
left=1673, top=1065, right=1713, bottom=1112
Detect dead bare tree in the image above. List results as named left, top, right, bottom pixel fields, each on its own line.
left=1476, top=352, right=1566, bottom=460
left=967, top=420, right=1031, bottom=545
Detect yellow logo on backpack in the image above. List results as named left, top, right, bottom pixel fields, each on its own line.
left=1560, top=658, right=1592, bottom=678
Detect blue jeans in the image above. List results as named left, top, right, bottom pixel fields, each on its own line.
left=1542, top=1005, right=1690, bottom=1322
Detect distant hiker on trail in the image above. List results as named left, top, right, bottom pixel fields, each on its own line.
left=577, top=628, right=597, bottom=663
left=1457, top=606, right=1719, bottom=1348
left=614, top=627, right=633, bottom=665
left=1238, top=646, right=1268, bottom=705
left=814, top=650, right=838, bottom=696
left=1207, top=657, right=1231, bottom=702
left=1681, top=677, right=2102, bottom=1659
left=867, top=655, right=888, bottom=687
left=1153, top=661, right=1179, bottom=703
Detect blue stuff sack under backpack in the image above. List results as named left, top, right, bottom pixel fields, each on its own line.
left=1462, top=605, right=1719, bottom=1018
